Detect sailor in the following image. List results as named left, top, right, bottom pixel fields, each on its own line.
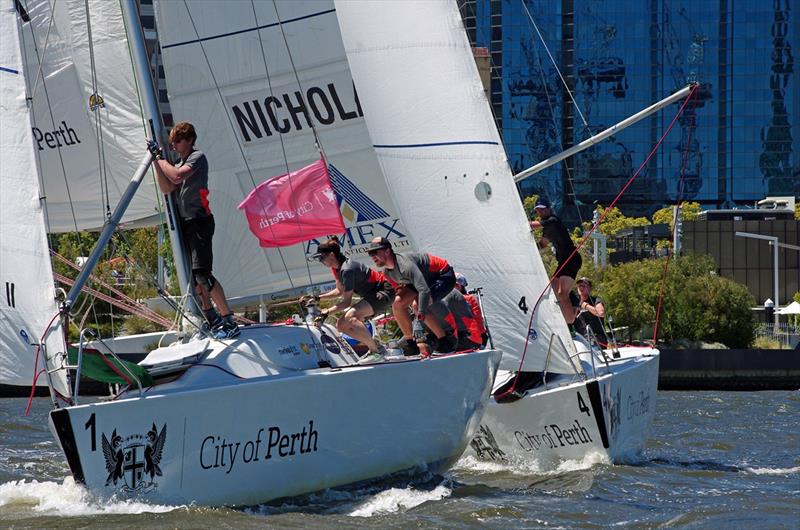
left=454, top=272, right=488, bottom=347
left=148, top=122, right=239, bottom=339
left=366, top=236, right=458, bottom=355
left=307, top=236, right=394, bottom=364
left=529, top=198, right=582, bottom=324
left=573, top=277, right=609, bottom=343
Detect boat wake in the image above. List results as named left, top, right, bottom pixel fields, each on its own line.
left=647, top=458, right=800, bottom=475
left=743, top=465, right=800, bottom=475
left=453, top=449, right=610, bottom=476
left=0, top=477, right=181, bottom=517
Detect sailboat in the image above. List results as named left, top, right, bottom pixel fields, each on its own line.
left=334, top=1, right=663, bottom=468
left=5, top=0, right=501, bottom=506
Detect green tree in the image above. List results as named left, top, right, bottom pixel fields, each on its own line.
left=590, top=205, right=650, bottom=237
left=651, top=201, right=701, bottom=228
left=602, top=254, right=757, bottom=347
left=522, top=194, right=540, bottom=220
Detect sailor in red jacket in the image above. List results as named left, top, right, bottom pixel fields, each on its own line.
left=366, top=237, right=457, bottom=356
left=454, top=272, right=488, bottom=347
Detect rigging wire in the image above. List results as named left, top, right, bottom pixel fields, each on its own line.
left=519, top=0, right=587, bottom=226
left=180, top=0, right=306, bottom=298
left=652, top=89, right=699, bottom=343
left=82, top=0, right=112, bottom=219
left=495, top=83, right=698, bottom=402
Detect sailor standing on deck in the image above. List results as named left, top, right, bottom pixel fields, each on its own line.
left=529, top=198, right=582, bottom=324
left=307, top=236, right=395, bottom=364
left=366, top=236, right=458, bottom=356
left=148, top=122, right=239, bottom=339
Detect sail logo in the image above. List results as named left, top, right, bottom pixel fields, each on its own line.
left=32, top=120, right=81, bottom=151
left=101, top=423, right=166, bottom=495
left=230, top=81, right=363, bottom=142
left=304, top=164, right=409, bottom=256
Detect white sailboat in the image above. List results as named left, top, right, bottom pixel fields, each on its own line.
left=334, top=1, right=662, bottom=468
left=16, top=0, right=501, bottom=507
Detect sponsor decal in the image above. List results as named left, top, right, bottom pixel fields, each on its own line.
left=101, top=422, right=166, bottom=495
left=319, top=333, right=341, bottom=354
left=603, top=384, right=622, bottom=440
left=231, top=82, right=363, bottom=142
left=626, top=390, right=651, bottom=420
left=514, top=419, right=594, bottom=452
left=32, top=120, right=81, bottom=151
left=470, top=425, right=506, bottom=461
left=200, top=420, right=318, bottom=475
left=528, top=328, right=538, bottom=340
left=277, top=344, right=301, bottom=356
left=305, top=164, right=410, bottom=257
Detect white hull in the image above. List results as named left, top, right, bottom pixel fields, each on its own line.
left=468, top=347, right=659, bottom=469
left=49, top=326, right=500, bottom=506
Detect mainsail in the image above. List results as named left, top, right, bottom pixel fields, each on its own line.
left=0, top=4, right=69, bottom=397
left=20, top=0, right=161, bottom=232
left=335, top=0, right=576, bottom=373
left=153, top=0, right=409, bottom=303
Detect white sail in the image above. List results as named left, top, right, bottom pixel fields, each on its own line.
left=335, top=0, right=576, bottom=373
left=1, top=4, right=69, bottom=396
left=153, top=0, right=410, bottom=303
left=20, top=0, right=161, bottom=232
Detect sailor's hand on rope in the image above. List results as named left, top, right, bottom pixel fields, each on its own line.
left=313, top=311, right=328, bottom=327
left=146, top=139, right=163, bottom=160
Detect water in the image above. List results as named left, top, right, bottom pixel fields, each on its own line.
left=1, top=391, right=797, bottom=528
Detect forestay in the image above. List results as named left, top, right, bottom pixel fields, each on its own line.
left=0, top=6, right=69, bottom=397
left=335, top=0, right=576, bottom=373
left=153, top=0, right=409, bottom=304
left=19, top=0, right=160, bottom=232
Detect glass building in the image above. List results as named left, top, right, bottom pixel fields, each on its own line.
left=460, top=0, right=798, bottom=221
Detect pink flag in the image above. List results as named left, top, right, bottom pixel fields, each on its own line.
left=238, top=158, right=345, bottom=248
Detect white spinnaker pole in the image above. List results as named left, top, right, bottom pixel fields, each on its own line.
left=514, top=83, right=695, bottom=183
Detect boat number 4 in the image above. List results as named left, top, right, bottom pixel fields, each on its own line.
left=577, top=393, right=591, bottom=417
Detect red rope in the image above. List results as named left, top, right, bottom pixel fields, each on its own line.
left=24, top=311, right=62, bottom=416
left=495, top=83, right=699, bottom=402
left=652, top=89, right=699, bottom=343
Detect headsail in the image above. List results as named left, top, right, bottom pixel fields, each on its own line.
left=335, top=0, right=576, bottom=373
left=1, top=5, right=69, bottom=397
left=153, top=0, right=409, bottom=303
left=20, top=0, right=161, bottom=232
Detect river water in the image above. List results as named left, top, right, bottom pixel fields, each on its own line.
left=1, top=391, right=797, bottom=528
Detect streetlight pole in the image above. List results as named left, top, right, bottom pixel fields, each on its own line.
left=735, top=231, right=779, bottom=328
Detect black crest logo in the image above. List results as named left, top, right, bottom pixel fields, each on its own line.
left=101, top=422, right=167, bottom=494
left=470, top=424, right=506, bottom=461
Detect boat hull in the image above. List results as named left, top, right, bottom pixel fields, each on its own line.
left=468, top=348, right=659, bottom=469
left=49, top=349, right=500, bottom=506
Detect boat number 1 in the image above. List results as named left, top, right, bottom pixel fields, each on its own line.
left=576, top=393, right=591, bottom=417
left=85, top=413, right=96, bottom=451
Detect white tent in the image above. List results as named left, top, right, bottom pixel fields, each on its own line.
left=776, top=301, right=800, bottom=315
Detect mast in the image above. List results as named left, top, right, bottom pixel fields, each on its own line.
left=120, top=0, right=194, bottom=309
left=514, top=83, right=695, bottom=183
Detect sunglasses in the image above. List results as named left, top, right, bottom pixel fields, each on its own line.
left=367, top=249, right=383, bottom=256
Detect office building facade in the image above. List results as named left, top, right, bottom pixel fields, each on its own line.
left=460, top=0, right=798, bottom=220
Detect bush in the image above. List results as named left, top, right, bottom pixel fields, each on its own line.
left=602, top=254, right=757, bottom=348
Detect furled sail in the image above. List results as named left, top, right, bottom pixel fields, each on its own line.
left=335, top=0, right=577, bottom=373
left=1, top=5, right=69, bottom=396
left=153, top=0, right=409, bottom=303
left=20, top=0, right=161, bottom=232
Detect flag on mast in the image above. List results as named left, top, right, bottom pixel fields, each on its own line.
left=238, top=158, right=345, bottom=248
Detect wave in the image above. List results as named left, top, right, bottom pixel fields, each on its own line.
left=744, top=465, right=800, bottom=475
left=347, top=483, right=452, bottom=517
left=0, top=477, right=181, bottom=517
left=453, top=449, right=610, bottom=476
